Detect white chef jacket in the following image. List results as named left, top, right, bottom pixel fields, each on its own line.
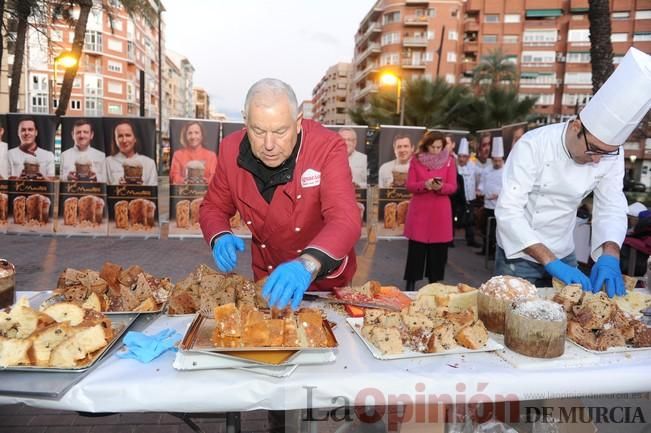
left=474, top=158, right=492, bottom=188
left=378, top=159, right=410, bottom=188
left=60, top=146, right=107, bottom=183
left=495, top=121, right=627, bottom=262
left=8, top=146, right=55, bottom=177
left=478, top=166, right=503, bottom=210
left=105, top=153, right=158, bottom=186
left=0, top=141, right=8, bottom=179
left=457, top=161, right=477, bottom=202
left=348, top=150, right=368, bottom=188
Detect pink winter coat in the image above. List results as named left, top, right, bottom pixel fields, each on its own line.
left=403, top=154, right=457, bottom=244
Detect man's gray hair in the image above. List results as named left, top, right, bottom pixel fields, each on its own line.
left=243, top=78, right=298, bottom=120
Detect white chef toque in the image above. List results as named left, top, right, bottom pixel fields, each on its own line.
left=491, top=136, right=504, bottom=158
left=580, top=47, right=651, bottom=146
left=458, top=137, right=469, bottom=155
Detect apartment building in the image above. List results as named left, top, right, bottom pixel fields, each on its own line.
left=164, top=49, right=195, bottom=134
left=312, top=62, right=354, bottom=125
left=299, top=100, right=315, bottom=120
left=193, top=87, right=210, bottom=119
left=23, top=1, right=164, bottom=122
left=353, top=0, right=651, bottom=120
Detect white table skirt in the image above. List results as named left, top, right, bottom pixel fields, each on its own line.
left=0, top=296, right=650, bottom=413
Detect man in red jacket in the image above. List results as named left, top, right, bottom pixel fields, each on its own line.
left=199, top=78, right=361, bottom=311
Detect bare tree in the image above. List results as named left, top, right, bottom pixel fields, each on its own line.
left=8, top=1, right=33, bottom=112
left=588, top=0, right=614, bottom=93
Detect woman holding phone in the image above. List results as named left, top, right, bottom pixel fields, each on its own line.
left=402, top=131, right=458, bottom=290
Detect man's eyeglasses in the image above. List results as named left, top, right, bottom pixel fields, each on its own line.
left=581, top=124, right=619, bottom=156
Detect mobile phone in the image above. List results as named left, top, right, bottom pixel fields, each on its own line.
left=433, top=177, right=443, bottom=183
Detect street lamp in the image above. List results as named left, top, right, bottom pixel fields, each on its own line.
left=50, top=51, right=78, bottom=113
left=379, top=71, right=405, bottom=126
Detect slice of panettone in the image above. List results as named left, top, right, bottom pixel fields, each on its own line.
left=0, top=336, right=33, bottom=367
left=455, top=320, right=488, bottom=349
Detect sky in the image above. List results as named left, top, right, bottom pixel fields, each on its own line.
left=163, top=1, right=375, bottom=120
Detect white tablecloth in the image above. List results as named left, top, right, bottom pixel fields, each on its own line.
left=0, top=302, right=650, bottom=413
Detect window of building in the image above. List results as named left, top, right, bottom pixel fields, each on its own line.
left=108, top=81, right=123, bottom=94
left=522, top=51, right=555, bottom=64
left=523, top=29, right=557, bottom=44
left=52, top=99, right=58, bottom=108
left=127, top=82, right=134, bottom=101
left=520, top=93, right=554, bottom=105
left=445, top=74, right=455, bottom=84
left=520, top=72, right=556, bottom=85
left=566, top=51, right=590, bottom=63
left=426, top=31, right=435, bottom=40
left=381, top=32, right=400, bottom=46
left=451, top=9, right=458, bottom=17
left=423, top=52, right=433, bottom=62
left=483, top=34, right=497, bottom=43
left=448, top=31, right=458, bottom=40
left=383, top=11, right=400, bottom=24
left=73, top=77, right=81, bottom=88
left=633, top=32, right=651, bottom=41
left=85, top=76, right=103, bottom=96
left=107, top=38, right=123, bottom=52
left=70, top=100, right=81, bottom=110
left=108, top=104, right=122, bottom=114
left=112, top=18, right=123, bottom=31
left=85, top=31, right=102, bottom=51
left=107, top=60, right=122, bottom=72
left=611, top=33, right=628, bottom=42
left=635, top=10, right=651, bottom=19
left=484, top=14, right=499, bottom=23
left=562, top=93, right=592, bottom=106
left=564, top=72, right=592, bottom=84
left=613, top=54, right=624, bottom=64
left=568, top=29, right=590, bottom=42
left=447, top=52, right=457, bottom=62
left=31, top=73, right=48, bottom=91
left=503, top=35, right=519, bottom=44
left=612, top=11, right=630, bottom=19
left=504, top=14, right=520, bottom=23
left=380, top=53, right=399, bottom=66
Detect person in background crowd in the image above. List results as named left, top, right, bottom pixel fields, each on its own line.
left=496, top=47, right=651, bottom=296
left=339, top=127, right=367, bottom=188
left=169, top=121, right=217, bottom=185
left=60, top=119, right=106, bottom=182
left=403, top=131, right=457, bottom=291
left=378, top=135, right=414, bottom=188
left=8, top=117, right=55, bottom=178
left=457, top=137, right=480, bottom=247
left=477, top=137, right=505, bottom=258
left=105, top=120, right=158, bottom=186
left=512, top=125, right=526, bottom=147
left=445, top=134, right=457, bottom=158
left=0, top=122, right=8, bottom=179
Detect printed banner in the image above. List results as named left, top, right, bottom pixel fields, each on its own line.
left=103, top=117, right=159, bottom=237
left=501, top=122, right=527, bottom=157
left=0, top=180, right=8, bottom=233
left=168, top=118, right=219, bottom=238
left=57, top=117, right=108, bottom=236
left=376, top=125, right=425, bottom=189
left=377, top=187, right=411, bottom=238
left=5, top=114, right=58, bottom=235
left=324, top=125, right=369, bottom=189
left=219, top=121, right=250, bottom=237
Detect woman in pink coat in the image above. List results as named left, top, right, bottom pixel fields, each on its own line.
left=403, top=131, right=458, bottom=290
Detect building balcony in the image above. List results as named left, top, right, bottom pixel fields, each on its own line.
left=85, top=87, right=103, bottom=97
left=403, top=36, right=428, bottom=47
left=464, top=41, right=479, bottom=52
left=84, top=42, right=102, bottom=54
left=462, top=61, right=477, bottom=73
left=355, top=22, right=382, bottom=44
left=127, top=43, right=136, bottom=63
left=405, top=0, right=430, bottom=5
left=83, top=63, right=101, bottom=73
left=401, top=59, right=426, bottom=69
left=354, top=83, right=379, bottom=101
left=404, top=15, right=429, bottom=26
left=356, top=42, right=381, bottom=64
left=464, top=20, right=479, bottom=32
left=520, top=62, right=555, bottom=69
left=354, top=62, right=379, bottom=82
left=522, top=40, right=557, bottom=47
left=524, top=19, right=560, bottom=29
left=525, top=0, right=563, bottom=10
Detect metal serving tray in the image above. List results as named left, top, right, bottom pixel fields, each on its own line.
left=179, top=313, right=339, bottom=352
left=34, top=290, right=166, bottom=315
left=0, top=313, right=139, bottom=373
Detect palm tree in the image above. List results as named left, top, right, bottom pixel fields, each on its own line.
left=471, top=49, right=516, bottom=89
left=588, top=0, right=614, bottom=92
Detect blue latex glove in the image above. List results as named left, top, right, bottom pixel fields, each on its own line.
left=544, top=259, right=592, bottom=292
left=262, top=261, right=312, bottom=310
left=590, top=255, right=625, bottom=298
left=117, top=328, right=181, bottom=363
left=212, top=234, right=245, bottom=272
